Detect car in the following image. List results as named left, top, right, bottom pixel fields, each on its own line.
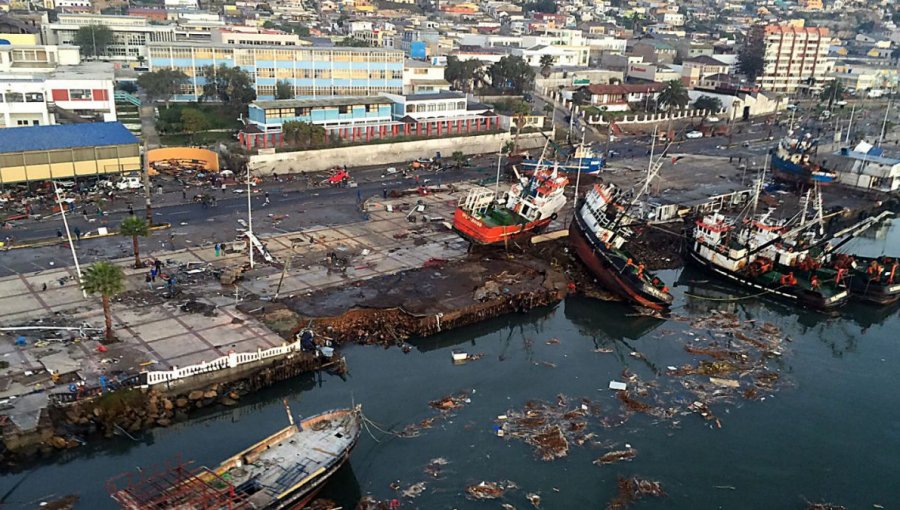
left=742, top=141, right=751, bottom=148
left=835, top=100, right=848, bottom=107
left=115, top=176, right=143, bottom=190
left=706, top=116, right=720, bottom=123
left=607, top=149, right=620, bottom=157
left=686, top=131, right=703, bottom=139
left=786, top=104, right=798, bottom=111
left=386, top=166, right=398, bottom=174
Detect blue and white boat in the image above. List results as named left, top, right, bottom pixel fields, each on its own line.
left=521, top=144, right=605, bottom=176
left=771, top=134, right=837, bottom=185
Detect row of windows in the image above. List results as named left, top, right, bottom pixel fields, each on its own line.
left=0, top=92, right=44, bottom=103
left=263, top=104, right=384, bottom=119
left=0, top=145, right=140, bottom=167
left=151, top=47, right=403, bottom=64
left=256, top=68, right=401, bottom=80
left=404, top=101, right=466, bottom=113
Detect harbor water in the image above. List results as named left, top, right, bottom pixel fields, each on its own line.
left=1, top=221, right=899, bottom=509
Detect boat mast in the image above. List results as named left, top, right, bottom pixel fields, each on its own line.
left=877, top=94, right=892, bottom=147
left=574, top=130, right=586, bottom=201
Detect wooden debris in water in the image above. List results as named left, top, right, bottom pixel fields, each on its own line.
left=593, top=448, right=638, bottom=465
left=606, top=476, right=666, bottom=510
left=465, top=480, right=517, bottom=500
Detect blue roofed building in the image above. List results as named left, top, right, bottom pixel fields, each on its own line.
left=0, top=122, right=141, bottom=184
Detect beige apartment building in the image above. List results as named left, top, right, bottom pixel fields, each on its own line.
left=759, top=23, right=832, bottom=93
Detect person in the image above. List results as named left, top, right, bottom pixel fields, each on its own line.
left=182, top=188, right=187, bottom=201
left=146, top=273, right=153, bottom=290
left=167, top=276, right=177, bottom=292
left=221, top=182, right=227, bottom=194
left=154, top=259, right=162, bottom=273
left=382, top=187, right=388, bottom=199
left=264, top=191, right=270, bottom=206
left=214, top=242, right=221, bottom=257
left=57, top=229, right=63, bottom=240
left=73, top=227, right=81, bottom=242
left=150, top=267, right=157, bottom=281
left=128, top=204, right=134, bottom=216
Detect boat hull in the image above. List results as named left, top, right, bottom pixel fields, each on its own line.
left=269, top=437, right=358, bottom=510
left=452, top=208, right=552, bottom=246
left=569, top=215, right=672, bottom=311
left=845, top=274, right=900, bottom=305
left=521, top=158, right=604, bottom=176
left=771, top=153, right=836, bottom=186
left=687, top=248, right=846, bottom=310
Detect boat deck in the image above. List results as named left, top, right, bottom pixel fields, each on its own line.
left=478, top=207, right=522, bottom=228
left=218, top=410, right=360, bottom=508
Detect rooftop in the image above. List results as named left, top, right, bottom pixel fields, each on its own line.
left=402, top=91, right=466, bottom=101
left=147, top=41, right=402, bottom=52
left=0, top=123, right=138, bottom=154
left=252, top=96, right=391, bottom=109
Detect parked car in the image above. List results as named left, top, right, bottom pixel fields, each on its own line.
left=116, top=176, right=143, bottom=190
left=706, top=116, right=720, bottom=123
left=686, top=131, right=704, bottom=139
left=386, top=166, right=398, bottom=174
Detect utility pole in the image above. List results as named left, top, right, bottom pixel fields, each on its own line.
left=247, top=166, right=254, bottom=269
left=142, top=142, right=153, bottom=226
left=494, top=141, right=503, bottom=195
left=53, top=181, right=87, bottom=298
left=877, top=96, right=892, bottom=147
left=845, top=104, right=855, bottom=144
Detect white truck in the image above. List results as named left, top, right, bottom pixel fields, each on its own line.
left=115, top=176, right=144, bottom=190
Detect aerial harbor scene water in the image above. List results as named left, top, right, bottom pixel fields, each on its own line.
left=1, top=2, right=900, bottom=509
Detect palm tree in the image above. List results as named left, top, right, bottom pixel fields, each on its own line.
left=657, top=80, right=690, bottom=111
left=539, top=55, right=555, bottom=79
left=81, top=261, right=125, bottom=342
left=120, top=215, right=149, bottom=268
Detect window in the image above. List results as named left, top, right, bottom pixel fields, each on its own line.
left=294, top=107, right=311, bottom=116
left=69, top=89, right=92, bottom=100
left=315, top=69, right=331, bottom=79
left=257, top=68, right=274, bottom=78
left=5, top=93, right=24, bottom=103
left=339, top=105, right=350, bottom=114
left=25, top=93, right=44, bottom=103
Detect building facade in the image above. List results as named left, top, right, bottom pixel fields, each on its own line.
left=759, top=23, right=832, bottom=93
left=148, top=42, right=404, bottom=101
left=41, top=13, right=177, bottom=61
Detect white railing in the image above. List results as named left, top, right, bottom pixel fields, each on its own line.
left=585, top=109, right=719, bottom=125
left=144, top=339, right=304, bottom=387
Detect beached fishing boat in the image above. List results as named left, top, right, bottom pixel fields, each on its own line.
left=453, top=164, right=568, bottom=246
left=569, top=182, right=673, bottom=310
left=521, top=143, right=605, bottom=176
left=771, top=134, right=837, bottom=185
left=107, top=405, right=361, bottom=510
left=828, top=254, right=900, bottom=305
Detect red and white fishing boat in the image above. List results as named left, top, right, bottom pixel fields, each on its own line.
left=453, top=163, right=568, bottom=246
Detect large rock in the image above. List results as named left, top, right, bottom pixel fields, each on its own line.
left=49, top=436, right=68, bottom=449
left=203, top=390, right=217, bottom=400
left=175, top=397, right=189, bottom=408
left=162, top=399, right=174, bottom=411
left=188, top=390, right=204, bottom=401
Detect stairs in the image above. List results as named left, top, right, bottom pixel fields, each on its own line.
left=114, top=91, right=141, bottom=107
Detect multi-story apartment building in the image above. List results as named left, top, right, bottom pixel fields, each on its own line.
left=759, top=23, right=832, bottom=93
left=147, top=42, right=404, bottom=101
left=41, top=13, right=177, bottom=61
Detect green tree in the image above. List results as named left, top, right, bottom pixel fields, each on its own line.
left=539, top=54, right=555, bottom=79
left=275, top=80, right=293, bottom=100
left=451, top=150, right=467, bottom=169
left=119, top=215, right=150, bottom=268
left=200, top=65, right=257, bottom=111
left=488, top=55, right=535, bottom=94
left=523, top=0, right=556, bottom=13
left=543, top=103, right=554, bottom=116
left=445, top=56, right=484, bottom=93
left=820, top=80, right=846, bottom=109
left=693, top=95, right=723, bottom=112
left=180, top=107, right=209, bottom=143
left=137, top=68, right=188, bottom=108
left=282, top=120, right=326, bottom=148
left=657, top=80, right=690, bottom=110
left=572, top=88, right=592, bottom=106
left=81, top=261, right=126, bottom=342
left=738, top=25, right=766, bottom=83
left=74, top=24, right=114, bottom=58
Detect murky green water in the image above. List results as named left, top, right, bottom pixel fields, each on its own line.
left=2, top=222, right=898, bottom=509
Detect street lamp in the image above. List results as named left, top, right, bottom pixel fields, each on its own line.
left=52, top=181, right=87, bottom=298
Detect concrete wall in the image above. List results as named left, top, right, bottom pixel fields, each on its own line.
left=247, top=132, right=546, bottom=174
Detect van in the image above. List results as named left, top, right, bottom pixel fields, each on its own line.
left=116, top=176, right=143, bottom=190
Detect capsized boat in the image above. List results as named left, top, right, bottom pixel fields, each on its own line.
left=453, top=164, right=568, bottom=245
left=569, top=182, right=673, bottom=310
left=771, top=134, right=837, bottom=185
left=107, top=405, right=362, bottom=510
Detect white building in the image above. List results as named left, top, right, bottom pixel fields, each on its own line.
left=760, top=23, right=832, bottom=93
left=402, top=59, right=449, bottom=94
left=687, top=89, right=787, bottom=119
left=41, top=13, right=177, bottom=61
left=211, top=27, right=303, bottom=46
left=626, top=62, right=680, bottom=82
left=513, top=44, right=589, bottom=67
left=0, top=61, right=117, bottom=128
left=0, top=44, right=81, bottom=73
left=832, top=143, right=900, bottom=192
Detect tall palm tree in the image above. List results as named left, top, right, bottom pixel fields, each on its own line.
left=120, top=215, right=150, bottom=268
left=539, top=55, right=555, bottom=79
left=81, top=261, right=125, bottom=342
left=657, top=80, right=690, bottom=111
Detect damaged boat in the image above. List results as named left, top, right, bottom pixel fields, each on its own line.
left=107, top=405, right=361, bottom=509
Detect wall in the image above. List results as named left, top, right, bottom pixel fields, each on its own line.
left=248, top=132, right=546, bottom=174
left=147, top=147, right=220, bottom=171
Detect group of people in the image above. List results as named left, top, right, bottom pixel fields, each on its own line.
left=144, top=259, right=177, bottom=293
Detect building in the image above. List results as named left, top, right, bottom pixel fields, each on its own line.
left=759, top=23, right=832, bottom=93
left=41, top=13, right=178, bottom=61
left=687, top=89, right=787, bottom=120
left=0, top=122, right=139, bottom=184
left=402, top=59, right=449, bottom=94
left=576, top=82, right=665, bottom=112
left=210, top=27, right=304, bottom=46
left=626, top=62, right=680, bottom=83
left=513, top=44, right=589, bottom=67
left=238, top=91, right=499, bottom=148
left=831, top=143, right=900, bottom=192
left=148, top=42, right=404, bottom=101
left=681, top=55, right=731, bottom=86
left=0, top=62, right=117, bottom=128
left=629, top=39, right=677, bottom=64
left=43, top=0, right=92, bottom=12
left=0, top=44, right=81, bottom=73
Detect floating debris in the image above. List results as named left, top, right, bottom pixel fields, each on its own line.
left=429, top=390, right=471, bottom=411
left=806, top=503, right=847, bottom=510
left=465, top=480, right=516, bottom=500
left=401, top=481, right=427, bottom=499
left=593, top=448, right=638, bottom=465
left=526, top=492, right=542, bottom=508
left=423, top=457, right=448, bottom=478
left=606, top=476, right=666, bottom=510
left=545, top=338, right=560, bottom=345
left=529, top=425, right=569, bottom=461
left=497, top=398, right=597, bottom=460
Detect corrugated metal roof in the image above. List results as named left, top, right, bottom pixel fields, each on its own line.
left=0, top=122, right=139, bottom=154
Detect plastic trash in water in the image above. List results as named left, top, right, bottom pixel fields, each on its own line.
left=609, top=381, right=627, bottom=391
